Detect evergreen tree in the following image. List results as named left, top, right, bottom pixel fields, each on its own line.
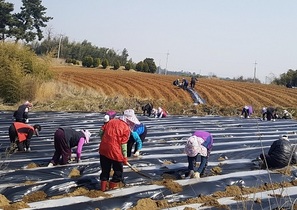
left=12, top=0, right=52, bottom=42
left=0, top=0, right=14, bottom=42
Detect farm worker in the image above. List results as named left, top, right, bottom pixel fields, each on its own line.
left=185, top=130, right=214, bottom=178
left=48, top=128, right=91, bottom=166
left=127, top=123, right=147, bottom=157
left=141, top=103, right=153, bottom=117
left=13, top=101, right=33, bottom=123
left=190, top=76, right=198, bottom=88
left=99, top=110, right=117, bottom=138
left=99, top=109, right=140, bottom=192
left=266, top=107, right=277, bottom=121
left=182, top=78, right=189, bottom=90
left=241, top=105, right=252, bottom=118
left=155, top=107, right=167, bottom=118
left=282, top=110, right=292, bottom=119
left=8, top=122, right=41, bottom=152
left=262, top=107, right=267, bottom=120
left=259, top=135, right=297, bottom=169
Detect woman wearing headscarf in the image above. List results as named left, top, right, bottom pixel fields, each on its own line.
left=185, top=130, right=214, bottom=178
left=99, top=109, right=140, bottom=191
left=155, top=107, right=167, bottom=118
left=48, top=128, right=91, bottom=166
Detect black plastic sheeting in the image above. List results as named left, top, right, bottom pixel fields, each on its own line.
left=186, top=87, right=206, bottom=104
left=0, top=111, right=296, bottom=209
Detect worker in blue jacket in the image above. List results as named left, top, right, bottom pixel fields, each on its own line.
left=127, top=123, right=147, bottom=157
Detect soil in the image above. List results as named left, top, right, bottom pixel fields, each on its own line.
left=210, top=166, right=223, bottom=175
left=153, top=179, right=183, bottom=193
left=22, top=191, right=47, bottom=203
left=26, top=162, right=39, bottom=169
left=68, top=168, right=81, bottom=178
left=129, top=198, right=158, bottom=210
left=0, top=176, right=296, bottom=209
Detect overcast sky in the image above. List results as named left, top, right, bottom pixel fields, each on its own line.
left=10, top=0, right=297, bottom=83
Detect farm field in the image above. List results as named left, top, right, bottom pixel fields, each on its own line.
left=0, top=111, right=296, bottom=209
left=51, top=66, right=297, bottom=117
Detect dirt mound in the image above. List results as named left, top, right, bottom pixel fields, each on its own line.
left=153, top=179, right=183, bottom=193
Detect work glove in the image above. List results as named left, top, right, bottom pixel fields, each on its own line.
left=47, top=163, right=54, bottom=167
left=25, top=119, right=29, bottom=123
left=133, top=151, right=140, bottom=157
left=123, top=157, right=128, bottom=165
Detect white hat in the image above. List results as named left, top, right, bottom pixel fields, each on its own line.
left=121, top=109, right=140, bottom=125
left=280, top=134, right=289, bottom=141
left=283, top=110, right=288, bottom=114
left=104, top=115, right=110, bottom=123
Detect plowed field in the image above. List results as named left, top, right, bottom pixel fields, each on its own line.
left=51, top=66, right=297, bottom=115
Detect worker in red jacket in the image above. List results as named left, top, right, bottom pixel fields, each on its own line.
left=8, top=122, right=41, bottom=152
left=99, top=109, right=140, bottom=192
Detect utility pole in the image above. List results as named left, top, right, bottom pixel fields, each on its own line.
left=253, top=61, right=257, bottom=83
left=57, top=35, right=63, bottom=59
left=165, top=51, right=169, bottom=75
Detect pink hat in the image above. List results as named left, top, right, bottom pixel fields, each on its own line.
left=121, top=109, right=140, bottom=125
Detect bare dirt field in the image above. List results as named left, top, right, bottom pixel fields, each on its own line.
left=51, top=66, right=297, bottom=117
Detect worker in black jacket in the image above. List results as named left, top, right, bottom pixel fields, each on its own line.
left=260, top=135, right=296, bottom=169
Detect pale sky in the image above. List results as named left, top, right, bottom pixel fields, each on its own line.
left=10, top=0, right=297, bottom=83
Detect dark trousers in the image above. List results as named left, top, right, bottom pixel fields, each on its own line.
left=187, top=155, right=208, bottom=175
left=127, top=127, right=147, bottom=157
left=241, top=108, right=249, bottom=118
left=260, top=154, right=285, bottom=169
left=51, top=128, right=71, bottom=165
left=100, top=154, right=123, bottom=183
left=8, top=125, right=30, bottom=151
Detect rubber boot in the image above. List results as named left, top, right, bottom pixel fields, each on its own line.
left=101, top=181, right=107, bottom=192
left=109, top=181, right=118, bottom=190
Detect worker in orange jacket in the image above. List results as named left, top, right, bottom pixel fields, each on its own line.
left=8, top=122, right=41, bottom=152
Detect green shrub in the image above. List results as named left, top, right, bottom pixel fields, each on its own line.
left=113, top=60, right=120, bottom=70
left=82, top=56, right=93, bottom=67
left=125, top=62, right=131, bottom=70
left=0, top=42, right=51, bottom=104
left=93, top=58, right=100, bottom=68
left=102, top=59, right=109, bottom=69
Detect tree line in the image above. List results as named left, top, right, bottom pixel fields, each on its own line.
left=272, top=69, right=297, bottom=87
left=0, top=0, right=157, bottom=73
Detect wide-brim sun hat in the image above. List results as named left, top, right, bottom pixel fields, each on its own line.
left=122, top=109, right=140, bottom=125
